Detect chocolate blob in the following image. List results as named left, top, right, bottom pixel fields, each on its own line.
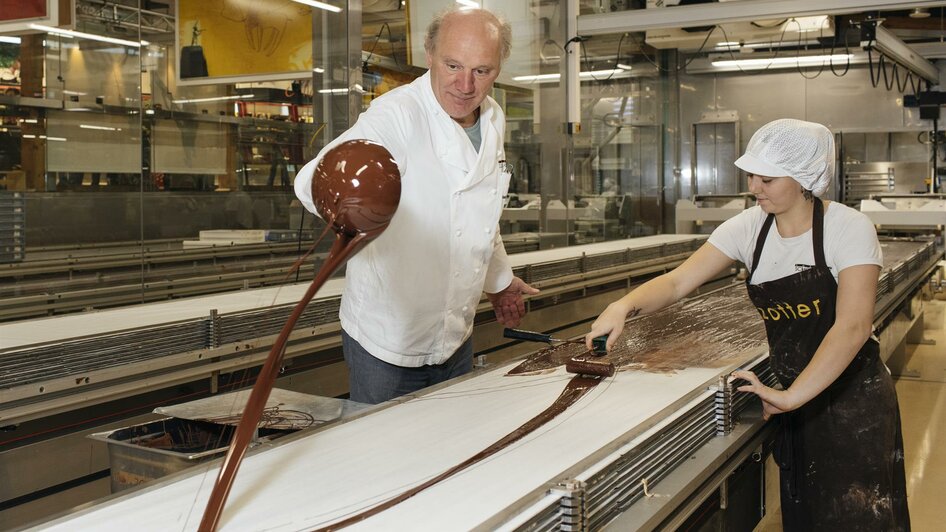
left=312, top=139, right=401, bottom=237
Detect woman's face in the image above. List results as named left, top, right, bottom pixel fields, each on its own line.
left=747, top=174, right=804, bottom=214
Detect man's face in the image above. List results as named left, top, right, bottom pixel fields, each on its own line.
left=426, top=16, right=502, bottom=127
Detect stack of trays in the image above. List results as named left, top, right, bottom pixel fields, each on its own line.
left=0, top=192, right=24, bottom=263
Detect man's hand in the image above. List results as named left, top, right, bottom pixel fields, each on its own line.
left=486, top=277, right=540, bottom=328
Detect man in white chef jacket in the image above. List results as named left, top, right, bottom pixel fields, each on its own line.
left=294, top=7, right=538, bottom=404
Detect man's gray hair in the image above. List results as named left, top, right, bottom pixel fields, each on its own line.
left=424, top=7, right=512, bottom=62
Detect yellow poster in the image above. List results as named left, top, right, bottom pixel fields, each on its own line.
left=177, top=0, right=315, bottom=84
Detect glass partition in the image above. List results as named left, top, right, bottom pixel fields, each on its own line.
left=0, top=0, right=678, bottom=322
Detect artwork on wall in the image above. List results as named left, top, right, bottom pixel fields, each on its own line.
left=0, top=0, right=71, bottom=33
left=0, top=0, right=47, bottom=21
left=176, top=0, right=318, bottom=86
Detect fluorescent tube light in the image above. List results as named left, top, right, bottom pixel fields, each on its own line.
left=456, top=0, right=480, bottom=9
left=711, top=54, right=852, bottom=68
left=512, top=68, right=627, bottom=83
left=80, top=124, right=121, bottom=131
left=172, top=94, right=254, bottom=104
left=318, top=88, right=349, bottom=94
left=290, top=0, right=342, bottom=13
left=30, top=24, right=149, bottom=47
left=0, top=36, right=21, bottom=44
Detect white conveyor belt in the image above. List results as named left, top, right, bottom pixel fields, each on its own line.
left=32, top=358, right=736, bottom=531
left=0, top=235, right=704, bottom=351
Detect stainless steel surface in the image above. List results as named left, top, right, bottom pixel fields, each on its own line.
left=691, top=120, right=740, bottom=196
left=0, top=241, right=324, bottom=321
left=679, top=67, right=928, bottom=203
left=577, top=1, right=946, bottom=35
left=843, top=161, right=930, bottom=205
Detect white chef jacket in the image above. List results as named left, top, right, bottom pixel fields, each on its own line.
left=294, top=71, right=514, bottom=367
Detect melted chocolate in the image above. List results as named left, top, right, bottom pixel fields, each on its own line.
left=312, top=139, right=401, bottom=238
left=507, top=285, right=767, bottom=376
left=313, top=374, right=605, bottom=531
left=200, top=140, right=400, bottom=531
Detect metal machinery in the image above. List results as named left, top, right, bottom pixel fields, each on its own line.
left=844, top=162, right=931, bottom=207
left=3, top=233, right=941, bottom=531
left=674, top=194, right=755, bottom=235
left=1, top=235, right=706, bottom=526
left=860, top=193, right=946, bottom=229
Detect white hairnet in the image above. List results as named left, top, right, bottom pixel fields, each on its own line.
left=734, top=119, right=835, bottom=197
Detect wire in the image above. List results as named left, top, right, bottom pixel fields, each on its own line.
left=829, top=20, right=852, bottom=77
left=624, top=25, right=717, bottom=73
left=717, top=22, right=793, bottom=75
left=578, top=36, right=621, bottom=82
left=793, top=17, right=827, bottom=80
left=363, top=22, right=402, bottom=72
left=866, top=34, right=923, bottom=96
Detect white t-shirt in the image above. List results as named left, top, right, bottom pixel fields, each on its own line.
left=708, top=202, right=883, bottom=285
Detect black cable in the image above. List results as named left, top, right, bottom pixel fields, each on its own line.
left=866, top=37, right=921, bottom=95
left=880, top=55, right=896, bottom=91
left=793, top=18, right=827, bottom=80
left=751, top=19, right=789, bottom=29
left=578, top=35, right=628, bottom=82
left=363, top=22, right=402, bottom=72
left=626, top=24, right=717, bottom=73
left=867, top=44, right=881, bottom=88
left=829, top=22, right=852, bottom=77
left=718, top=22, right=792, bottom=75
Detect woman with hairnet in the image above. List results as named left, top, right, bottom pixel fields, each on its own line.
left=586, top=118, right=910, bottom=530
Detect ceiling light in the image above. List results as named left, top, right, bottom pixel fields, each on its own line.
left=290, top=0, right=342, bottom=13
left=30, top=24, right=149, bottom=47
left=0, top=36, right=21, bottom=44
left=616, top=63, right=633, bottom=71
left=456, top=0, right=480, bottom=9
left=513, top=68, right=630, bottom=83
left=172, top=94, right=254, bottom=104
left=711, top=54, right=853, bottom=68
left=910, top=8, right=931, bottom=19
left=318, top=88, right=349, bottom=94
left=80, top=124, right=120, bottom=131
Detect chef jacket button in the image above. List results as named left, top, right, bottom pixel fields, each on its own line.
left=456, top=230, right=462, bottom=237
left=454, top=271, right=460, bottom=278
left=474, top=268, right=480, bottom=274
left=490, top=189, right=496, bottom=195
left=484, top=227, right=490, bottom=233
left=462, top=305, right=469, bottom=312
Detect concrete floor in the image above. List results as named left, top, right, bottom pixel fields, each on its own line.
left=757, top=296, right=946, bottom=532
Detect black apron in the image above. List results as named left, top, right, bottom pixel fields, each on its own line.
left=745, top=199, right=910, bottom=531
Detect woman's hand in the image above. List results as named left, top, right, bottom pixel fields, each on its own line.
left=585, top=301, right=636, bottom=352
left=731, top=370, right=798, bottom=421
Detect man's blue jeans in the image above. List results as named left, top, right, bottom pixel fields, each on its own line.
left=341, top=329, right=474, bottom=404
